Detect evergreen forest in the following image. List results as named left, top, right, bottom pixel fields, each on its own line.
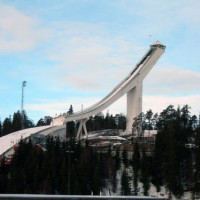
left=0, top=104, right=200, bottom=198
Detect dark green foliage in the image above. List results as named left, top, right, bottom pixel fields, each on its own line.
left=2, top=116, right=12, bottom=135
left=67, top=105, right=73, bottom=115
left=164, top=122, right=183, bottom=196
left=1, top=136, right=117, bottom=194
left=67, top=121, right=75, bottom=138
left=86, top=113, right=123, bottom=131
left=132, top=142, right=140, bottom=195
left=145, top=109, right=153, bottom=130
left=150, top=105, right=194, bottom=197
left=12, top=111, right=22, bottom=132
left=121, top=169, right=131, bottom=195
left=140, top=147, right=150, bottom=196
left=66, top=105, right=75, bottom=138
left=114, top=148, right=121, bottom=171
left=0, top=104, right=199, bottom=196
left=0, top=157, right=9, bottom=193
left=194, top=128, right=200, bottom=193
left=105, top=112, right=116, bottom=129
left=151, top=131, right=165, bottom=191
left=23, top=111, right=35, bottom=129
left=1, top=110, right=34, bottom=137
left=37, top=116, right=52, bottom=127
left=122, top=148, right=129, bottom=168
left=117, top=114, right=126, bottom=131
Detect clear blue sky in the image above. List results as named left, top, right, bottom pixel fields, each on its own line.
left=0, top=0, right=200, bottom=123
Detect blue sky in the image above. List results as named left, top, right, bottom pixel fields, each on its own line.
left=0, top=0, right=200, bottom=123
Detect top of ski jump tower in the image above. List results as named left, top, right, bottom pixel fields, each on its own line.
left=150, top=40, right=165, bottom=49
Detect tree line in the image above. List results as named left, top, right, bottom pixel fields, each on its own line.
left=1, top=104, right=200, bottom=198
left=0, top=111, right=52, bottom=137
left=0, top=105, right=126, bottom=138
left=131, top=105, right=200, bottom=198
left=0, top=134, right=158, bottom=196
left=0, top=136, right=123, bottom=194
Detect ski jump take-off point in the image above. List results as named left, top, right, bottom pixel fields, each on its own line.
left=63, top=41, right=166, bottom=138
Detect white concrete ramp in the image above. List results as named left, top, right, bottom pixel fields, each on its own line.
left=63, top=41, right=166, bottom=137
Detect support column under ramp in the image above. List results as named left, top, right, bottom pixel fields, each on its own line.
left=76, top=118, right=88, bottom=139
left=126, top=81, right=143, bottom=134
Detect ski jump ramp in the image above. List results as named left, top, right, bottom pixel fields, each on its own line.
left=63, top=41, right=166, bottom=138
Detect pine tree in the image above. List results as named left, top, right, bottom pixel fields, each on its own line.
left=12, top=111, right=22, bottom=132
left=121, top=169, right=131, bottom=195
left=122, top=148, right=129, bottom=168
left=2, top=116, right=12, bottom=136
left=118, top=114, right=126, bottom=131
left=44, top=116, right=52, bottom=125
left=59, top=157, right=68, bottom=194
left=114, top=148, right=121, bottom=171
left=36, top=118, right=46, bottom=126
left=67, top=105, right=73, bottom=115
left=164, top=122, right=183, bottom=197
left=132, top=142, right=140, bottom=195
left=146, top=109, right=153, bottom=131
left=152, top=131, right=165, bottom=191
left=91, top=160, right=101, bottom=195
left=194, top=128, right=200, bottom=194
left=132, top=113, right=143, bottom=138
left=23, top=111, right=34, bottom=128
left=140, top=147, right=150, bottom=196
left=0, top=157, right=9, bottom=193
left=66, top=105, right=75, bottom=138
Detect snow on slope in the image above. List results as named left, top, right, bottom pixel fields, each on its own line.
left=0, top=125, right=51, bottom=155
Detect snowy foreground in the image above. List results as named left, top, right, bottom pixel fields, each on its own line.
left=113, top=169, right=192, bottom=200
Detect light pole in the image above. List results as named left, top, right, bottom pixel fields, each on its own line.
left=66, top=148, right=74, bottom=195
left=21, top=81, right=27, bottom=130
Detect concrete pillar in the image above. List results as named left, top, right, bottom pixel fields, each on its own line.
left=126, top=81, right=143, bottom=134
left=76, top=118, right=88, bottom=139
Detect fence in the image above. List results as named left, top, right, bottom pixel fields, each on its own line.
left=0, top=194, right=169, bottom=200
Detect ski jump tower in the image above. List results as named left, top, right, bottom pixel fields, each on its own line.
left=64, top=41, right=166, bottom=138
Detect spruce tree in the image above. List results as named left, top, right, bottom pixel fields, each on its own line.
left=152, top=131, right=165, bottom=191
left=194, top=127, right=200, bottom=194
left=36, top=118, right=46, bottom=126
left=2, top=116, right=12, bottom=136
left=122, top=148, right=129, bottom=168
left=164, top=122, right=183, bottom=197
left=114, top=148, right=121, bottom=171
left=12, top=111, right=22, bottom=132
left=121, top=169, right=131, bottom=195
left=140, top=147, right=150, bottom=196
left=132, top=142, right=140, bottom=195
left=66, top=105, right=75, bottom=138
left=0, top=157, right=8, bottom=193
left=23, top=111, right=34, bottom=128
left=145, top=109, right=153, bottom=131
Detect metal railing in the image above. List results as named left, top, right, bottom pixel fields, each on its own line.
left=0, top=194, right=169, bottom=200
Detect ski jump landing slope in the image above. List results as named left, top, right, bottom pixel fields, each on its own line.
left=0, top=126, right=52, bottom=156
left=63, top=41, right=166, bottom=137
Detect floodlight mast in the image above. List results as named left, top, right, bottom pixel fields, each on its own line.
left=21, top=81, right=27, bottom=130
